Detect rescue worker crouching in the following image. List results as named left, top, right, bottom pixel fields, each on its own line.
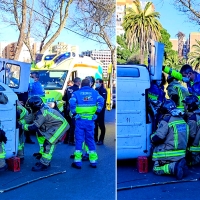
left=166, top=75, right=189, bottom=110
left=182, top=95, right=200, bottom=166
left=19, top=96, right=70, bottom=171
left=69, top=78, right=104, bottom=169
left=151, top=99, right=189, bottom=180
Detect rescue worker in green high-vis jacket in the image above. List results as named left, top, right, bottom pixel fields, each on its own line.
left=163, top=64, right=200, bottom=99
left=19, top=96, right=70, bottom=171
left=16, top=102, right=29, bottom=162
left=166, top=75, right=189, bottom=110
left=151, top=99, right=189, bottom=180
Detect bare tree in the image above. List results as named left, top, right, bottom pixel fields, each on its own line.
left=0, top=0, right=74, bottom=61
left=70, top=0, right=116, bottom=70
left=0, top=0, right=27, bottom=60
left=173, top=0, right=200, bottom=25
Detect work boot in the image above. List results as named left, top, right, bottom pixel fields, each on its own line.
left=71, top=162, right=81, bottom=169
left=175, top=158, right=188, bottom=180
left=33, top=153, right=42, bottom=160
left=70, top=154, right=75, bottom=159
left=32, top=162, right=50, bottom=171
left=0, top=164, right=8, bottom=172
left=90, top=163, right=97, bottom=168
left=82, top=154, right=89, bottom=161
left=96, top=141, right=103, bottom=145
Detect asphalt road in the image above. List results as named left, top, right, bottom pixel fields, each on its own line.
left=117, top=159, right=200, bottom=200
left=0, top=109, right=116, bottom=200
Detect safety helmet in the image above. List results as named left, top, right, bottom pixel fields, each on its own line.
left=182, top=95, right=199, bottom=112
left=26, top=96, right=43, bottom=112
left=160, top=99, right=176, bottom=114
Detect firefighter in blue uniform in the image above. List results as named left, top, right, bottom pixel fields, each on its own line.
left=69, top=78, right=104, bottom=169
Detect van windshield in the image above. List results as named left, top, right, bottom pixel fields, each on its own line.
left=32, top=70, right=68, bottom=90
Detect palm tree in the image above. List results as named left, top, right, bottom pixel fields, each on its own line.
left=122, top=0, right=163, bottom=64
left=187, top=40, right=200, bottom=71
left=176, top=31, right=185, bottom=59
left=165, top=52, right=181, bottom=70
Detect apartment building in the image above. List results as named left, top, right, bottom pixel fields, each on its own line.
left=82, top=50, right=112, bottom=77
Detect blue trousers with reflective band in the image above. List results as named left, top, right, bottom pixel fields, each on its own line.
left=74, top=119, right=97, bottom=166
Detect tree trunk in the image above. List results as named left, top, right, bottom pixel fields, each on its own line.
left=14, top=0, right=26, bottom=60
left=40, top=0, right=73, bottom=54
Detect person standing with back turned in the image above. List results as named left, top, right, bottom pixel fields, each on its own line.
left=69, top=79, right=104, bottom=169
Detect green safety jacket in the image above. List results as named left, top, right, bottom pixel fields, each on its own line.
left=163, top=66, right=200, bottom=100
left=151, top=114, right=189, bottom=162
left=167, top=80, right=189, bottom=110
left=17, top=104, right=28, bottom=125
left=23, top=106, right=69, bottom=144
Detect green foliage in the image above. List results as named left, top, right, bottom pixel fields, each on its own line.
left=122, top=0, right=163, bottom=64
left=117, top=35, right=132, bottom=64
left=117, top=34, right=140, bottom=64
left=187, top=40, right=200, bottom=70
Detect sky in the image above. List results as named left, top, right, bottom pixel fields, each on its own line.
left=151, top=0, right=200, bottom=39
left=0, top=1, right=199, bottom=52
left=0, top=2, right=109, bottom=53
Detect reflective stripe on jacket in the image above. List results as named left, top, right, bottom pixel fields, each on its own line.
left=152, top=115, right=189, bottom=162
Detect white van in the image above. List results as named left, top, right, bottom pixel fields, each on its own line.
left=0, top=59, right=31, bottom=158
left=117, top=40, right=165, bottom=160
left=117, top=65, right=152, bottom=159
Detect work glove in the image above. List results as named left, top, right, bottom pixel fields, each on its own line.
left=0, top=129, right=7, bottom=144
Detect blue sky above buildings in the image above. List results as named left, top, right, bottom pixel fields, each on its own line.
left=0, top=1, right=199, bottom=51
left=152, top=0, right=200, bottom=39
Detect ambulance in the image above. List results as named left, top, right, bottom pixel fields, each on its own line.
left=0, top=58, right=31, bottom=159
left=117, top=40, right=165, bottom=160
left=31, top=52, right=104, bottom=111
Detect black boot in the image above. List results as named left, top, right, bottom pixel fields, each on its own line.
left=71, top=162, right=81, bottom=169
left=175, top=158, right=188, bottom=180
left=32, top=162, right=50, bottom=171
left=33, top=153, right=42, bottom=160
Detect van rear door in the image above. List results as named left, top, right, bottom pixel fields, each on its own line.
left=0, top=59, right=31, bottom=93
left=117, top=65, right=150, bottom=159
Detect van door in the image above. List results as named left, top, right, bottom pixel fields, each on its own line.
left=0, top=82, right=19, bottom=158
left=0, top=59, right=31, bottom=93
left=117, top=65, right=151, bottom=159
